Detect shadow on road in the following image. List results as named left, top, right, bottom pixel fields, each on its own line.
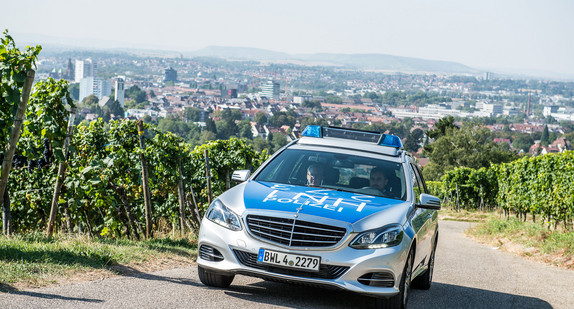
left=110, top=265, right=205, bottom=288
left=0, top=289, right=103, bottom=303
left=221, top=280, right=553, bottom=309
left=410, top=282, right=553, bottom=309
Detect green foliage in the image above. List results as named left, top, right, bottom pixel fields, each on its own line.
left=426, top=116, right=458, bottom=139
left=0, top=30, right=41, bottom=148
left=540, top=125, right=549, bottom=147
left=497, top=151, right=574, bottom=226
left=7, top=115, right=268, bottom=236
left=434, top=150, right=574, bottom=229
left=268, top=110, right=297, bottom=128
left=19, top=78, right=74, bottom=161
left=441, top=167, right=498, bottom=210
left=125, top=85, right=147, bottom=103
left=423, top=122, right=517, bottom=180
left=187, top=138, right=268, bottom=212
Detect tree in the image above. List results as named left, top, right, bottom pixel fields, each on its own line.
left=82, top=94, right=99, bottom=108
left=255, top=112, right=267, bottom=126
left=426, top=116, right=458, bottom=139
left=205, top=118, right=217, bottom=134
left=104, top=100, right=124, bottom=118
left=68, top=83, right=80, bottom=101
left=184, top=107, right=202, bottom=122
left=540, top=125, right=549, bottom=147
left=269, top=110, right=297, bottom=128
left=511, top=133, right=534, bottom=152
left=237, top=120, right=253, bottom=139
left=422, top=124, right=516, bottom=180
left=125, top=85, right=147, bottom=103
left=404, top=128, right=424, bottom=152
left=215, top=119, right=238, bottom=139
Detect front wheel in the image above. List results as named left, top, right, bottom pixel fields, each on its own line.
left=412, top=234, right=438, bottom=290
left=198, top=265, right=234, bottom=288
left=375, top=248, right=414, bottom=309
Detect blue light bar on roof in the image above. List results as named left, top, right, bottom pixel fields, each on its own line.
left=301, top=125, right=322, bottom=138
left=301, top=125, right=403, bottom=149
left=379, top=134, right=403, bottom=148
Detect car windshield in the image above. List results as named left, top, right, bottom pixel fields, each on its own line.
left=255, top=148, right=406, bottom=200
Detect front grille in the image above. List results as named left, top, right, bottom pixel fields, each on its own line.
left=233, top=249, right=349, bottom=280
left=199, top=245, right=224, bottom=262
left=358, top=272, right=395, bottom=287
left=246, top=214, right=347, bottom=247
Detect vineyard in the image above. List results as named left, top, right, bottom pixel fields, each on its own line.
left=2, top=30, right=573, bottom=239
left=435, top=151, right=574, bottom=230
left=1, top=32, right=268, bottom=237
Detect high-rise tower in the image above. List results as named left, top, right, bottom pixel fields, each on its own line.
left=115, top=78, right=125, bottom=107
left=75, top=58, right=97, bottom=82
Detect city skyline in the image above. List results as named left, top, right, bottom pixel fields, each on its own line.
left=2, top=0, right=573, bottom=79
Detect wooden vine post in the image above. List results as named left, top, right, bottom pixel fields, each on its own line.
left=177, top=155, right=186, bottom=234
left=0, top=69, right=35, bottom=235
left=47, top=107, right=76, bottom=236
left=204, top=149, right=213, bottom=205
left=137, top=120, right=153, bottom=239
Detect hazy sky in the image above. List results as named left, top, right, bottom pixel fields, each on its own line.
left=2, top=0, right=573, bottom=77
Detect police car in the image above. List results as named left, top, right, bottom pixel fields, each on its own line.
left=197, top=126, right=440, bottom=308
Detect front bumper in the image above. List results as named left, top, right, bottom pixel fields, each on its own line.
left=197, top=217, right=411, bottom=297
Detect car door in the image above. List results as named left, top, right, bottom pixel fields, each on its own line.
left=408, top=163, right=433, bottom=270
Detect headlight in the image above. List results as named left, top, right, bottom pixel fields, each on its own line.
left=349, top=224, right=403, bottom=249
left=205, top=200, right=242, bottom=231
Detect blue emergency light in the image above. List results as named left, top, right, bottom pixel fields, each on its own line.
left=301, top=125, right=403, bottom=148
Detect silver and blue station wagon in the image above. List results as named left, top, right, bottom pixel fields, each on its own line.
left=197, top=126, right=441, bottom=308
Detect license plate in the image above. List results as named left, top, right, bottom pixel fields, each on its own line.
left=257, top=248, right=321, bottom=271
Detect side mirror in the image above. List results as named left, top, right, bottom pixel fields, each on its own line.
left=417, top=193, right=441, bottom=210
left=232, top=170, right=251, bottom=182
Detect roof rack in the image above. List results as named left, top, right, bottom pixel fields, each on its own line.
left=301, top=125, right=403, bottom=149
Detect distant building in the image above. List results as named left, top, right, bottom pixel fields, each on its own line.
left=164, top=67, right=178, bottom=83
left=481, top=103, right=503, bottom=116
left=79, top=77, right=112, bottom=102
left=65, top=58, right=74, bottom=81
left=261, top=80, right=280, bottom=101
left=75, top=58, right=97, bottom=82
left=115, top=78, right=125, bottom=107
left=293, top=95, right=313, bottom=104
left=543, top=105, right=559, bottom=117
left=228, top=89, right=238, bottom=98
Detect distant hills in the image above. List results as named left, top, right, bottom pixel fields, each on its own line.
left=17, top=32, right=478, bottom=75
left=189, top=46, right=479, bottom=74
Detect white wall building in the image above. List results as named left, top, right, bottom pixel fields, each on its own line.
left=74, top=58, right=97, bottom=82
left=481, top=103, right=503, bottom=116
left=543, top=105, right=559, bottom=117
left=79, top=77, right=112, bottom=102
left=261, top=80, right=280, bottom=101
left=115, top=78, right=125, bottom=107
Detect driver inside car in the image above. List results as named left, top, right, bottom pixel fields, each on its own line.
left=361, top=167, right=390, bottom=196
left=306, top=164, right=324, bottom=187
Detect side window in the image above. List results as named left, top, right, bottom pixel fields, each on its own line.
left=409, top=164, right=422, bottom=203
left=411, top=164, right=427, bottom=194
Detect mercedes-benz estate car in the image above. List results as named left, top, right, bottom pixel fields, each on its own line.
left=197, top=126, right=441, bottom=308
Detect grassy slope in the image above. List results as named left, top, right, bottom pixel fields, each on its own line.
left=0, top=234, right=197, bottom=291
left=439, top=208, right=574, bottom=269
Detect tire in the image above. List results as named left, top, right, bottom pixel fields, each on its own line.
left=412, top=234, right=438, bottom=290
left=197, top=265, right=234, bottom=288
left=374, top=248, right=414, bottom=309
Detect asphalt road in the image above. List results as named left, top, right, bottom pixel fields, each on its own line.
left=1, top=220, right=572, bottom=309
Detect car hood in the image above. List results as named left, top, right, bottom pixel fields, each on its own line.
left=225, top=180, right=406, bottom=225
